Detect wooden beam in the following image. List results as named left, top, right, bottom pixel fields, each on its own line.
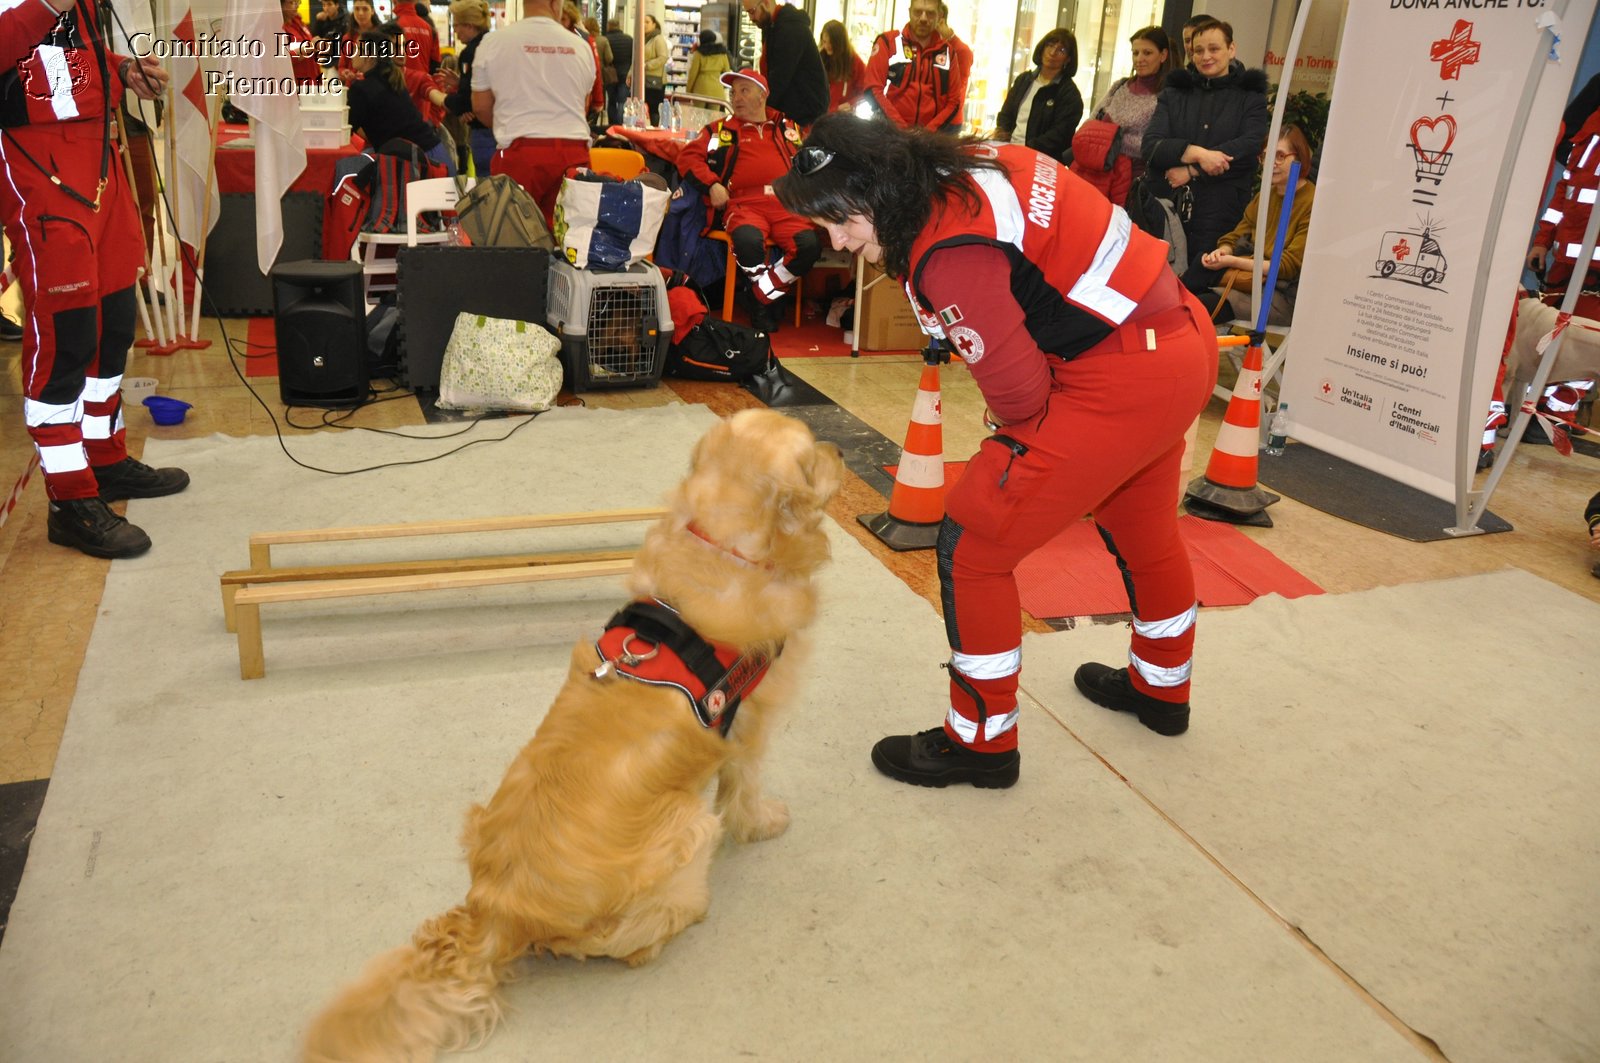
left=246, top=508, right=668, bottom=551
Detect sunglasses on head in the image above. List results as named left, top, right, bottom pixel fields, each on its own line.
left=793, top=146, right=835, bottom=176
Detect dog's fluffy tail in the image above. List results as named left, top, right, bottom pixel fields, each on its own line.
left=302, top=904, right=516, bottom=1063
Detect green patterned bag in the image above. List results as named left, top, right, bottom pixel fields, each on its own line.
left=437, top=312, right=563, bottom=412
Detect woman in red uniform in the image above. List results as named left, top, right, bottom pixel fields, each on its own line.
left=775, top=114, right=1217, bottom=788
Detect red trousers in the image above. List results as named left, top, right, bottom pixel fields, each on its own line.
left=939, top=278, right=1218, bottom=752
left=724, top=196, right=813, bottom=260
left=491, top=137, right=591, bottom=231
left=0, top=120, right=144, bottom=501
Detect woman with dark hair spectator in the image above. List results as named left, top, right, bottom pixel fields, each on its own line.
left=819, top=20, right=866, bottom=113
left=280, top=0, right=323, bottom=87
left=687, top=30, right=731, bottom=99
left=1195, top=124, right=1317, bottom=326
left=993, top=28, right=1081, bottom=163
left=1091, top=26, right=1177, bottom=190
left=642, top=14, right=669, bottom=117
left=1141, top=17, right=1268, bottom=283
left=774, top=114, right=1216, bottom=787
left=346, top=31, right=453, bottom=172
left=439, top=0, right=494, bottom=177
left=337, top=0, right=380, bottom=83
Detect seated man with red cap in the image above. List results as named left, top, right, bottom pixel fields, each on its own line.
left=676, top=69, right=821, bottom=330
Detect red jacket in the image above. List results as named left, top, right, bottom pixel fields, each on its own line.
left=676, top=109, right=804, bottom=225
left=393, top=7, right=440, bottom=75
left=865, top=27, right=964, bottom=130
left=1535, top=108, right=1600, bottom=287
left=905, top=145, right=1172, bottom=420
left=0, top=0, right=129, bottom=128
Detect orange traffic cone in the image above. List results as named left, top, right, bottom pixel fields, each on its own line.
left=1185, top=338, right=1281, bottom=527
left=860, top=361, right=946, bottom=550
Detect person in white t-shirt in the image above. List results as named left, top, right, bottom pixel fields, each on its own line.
left=471, top=0, right=597, bottom=226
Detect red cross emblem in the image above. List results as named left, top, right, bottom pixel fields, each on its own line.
left=1392, top=238, right=1412, bottom=262
left=954, top=333, right=977, bottom=356
left=1430, top=20, right=1481, bottom=81
left=1321, top=380, right=1333, bottom=395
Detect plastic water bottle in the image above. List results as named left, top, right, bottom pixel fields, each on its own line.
left=444, top=217, right=462, bottom=246
left=659, top=100, right=675, bottom=131
left=1265, top=402, right=1289, bottom=456
left=623, top=97, right=639, bottom=128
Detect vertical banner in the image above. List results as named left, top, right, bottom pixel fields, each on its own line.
left=1282, top=1, right=1593, bottom=502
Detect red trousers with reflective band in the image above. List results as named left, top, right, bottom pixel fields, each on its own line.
left=939, top=275, right=1218, bottom=753
left=0, top=121, right=144, bottom=501
left=492, top=137, right=592, bottom=231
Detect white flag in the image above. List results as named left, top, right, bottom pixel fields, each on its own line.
left=221, top=0, right=305, bottom=274
left=165, top=4, right=220, bottom=256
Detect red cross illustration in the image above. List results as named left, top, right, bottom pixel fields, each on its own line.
left=1430, top=20, right=1481, bottom=81
left=953, top=333, right=978, bottom=358
left=1392, top=237, right=1412, bottom=262
left=1321, top=381, right=1333, bottom=395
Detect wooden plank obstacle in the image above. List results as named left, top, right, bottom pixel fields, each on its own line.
left=221, top=508, right=667, bottom=680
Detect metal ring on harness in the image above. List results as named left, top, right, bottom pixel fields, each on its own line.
left=618, top=633, right=660, bottom=666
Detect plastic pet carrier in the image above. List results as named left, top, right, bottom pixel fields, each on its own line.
left=546, top=259, right=673, bottom=392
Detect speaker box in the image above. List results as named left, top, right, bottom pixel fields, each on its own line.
left=271, top=260, right=368, bottom=408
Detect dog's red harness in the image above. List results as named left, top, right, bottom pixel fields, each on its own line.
left=592, top=599, right=776, bottom=737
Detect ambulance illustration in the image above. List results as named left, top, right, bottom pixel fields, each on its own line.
left=1374, top=227, right=1447, bottom=287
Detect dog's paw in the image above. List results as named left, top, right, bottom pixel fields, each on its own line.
left=727, top=798, right=790, bottom=843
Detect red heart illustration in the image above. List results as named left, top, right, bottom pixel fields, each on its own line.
left=1410, top=115, right=1457, bottom=164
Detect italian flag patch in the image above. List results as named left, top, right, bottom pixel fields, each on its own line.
left=938, top=305, right=963, bottom=326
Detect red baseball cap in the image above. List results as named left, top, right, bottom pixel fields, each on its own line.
left=720, top=69, right=769, bottom=95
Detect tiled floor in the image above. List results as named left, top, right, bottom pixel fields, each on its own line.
left=1, top=298, right=1597, bottom=948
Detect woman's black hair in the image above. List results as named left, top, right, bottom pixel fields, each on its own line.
left=1031, top=28, right=1077, bottom=77
left=774, top=113, right=1005, bottom=279
left=359, top=29, right=406, bottom=93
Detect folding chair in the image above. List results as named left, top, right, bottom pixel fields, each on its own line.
left=351, top=176, right=475, bottom=311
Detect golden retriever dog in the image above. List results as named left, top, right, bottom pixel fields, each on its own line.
left=302, top=409, right=844, bottom=1062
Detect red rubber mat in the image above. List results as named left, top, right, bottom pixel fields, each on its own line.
left=1014, top=515, right=1324, bottom=619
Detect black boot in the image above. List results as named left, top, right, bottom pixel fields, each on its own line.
left=47, top=498, right=152, bottom=559
left=0, top=316, right=21, bottom=342
left=93, top=457, right=190, bottom=502
left=870, top=727, right=1019, bottom=789
left=1073, top=663, right=1189, bottom=736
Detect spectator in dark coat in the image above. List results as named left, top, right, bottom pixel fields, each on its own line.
left=440, top=0, right=493, bottom=177
left=994, top=28, right=1082, bottom=164
left=1141, top=17, right=1268, bottom=284
left=604, top=17, right=634, bottom=126
left=740, top=0, right=829, bottom=127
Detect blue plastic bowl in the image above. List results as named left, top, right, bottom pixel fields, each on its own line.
left=143, top=395, right=192, bottom=425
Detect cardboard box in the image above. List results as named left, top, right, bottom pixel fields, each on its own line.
left=857, top=262, right=928, bottom=352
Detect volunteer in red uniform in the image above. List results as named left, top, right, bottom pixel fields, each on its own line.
left=864, top=0, right=964, bottom=131
left=776, top=115, right=1217, bottom=788
left=392, top=0, right=441, bottom=76
left=676, top=70, right=819, bottom=330
left=280, top=0, right=323, bottom=87
left=470, top=0, right=597, bottom=227
left=1, top=0, right=190, bottom=559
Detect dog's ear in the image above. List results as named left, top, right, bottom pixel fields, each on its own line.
left=807, top=441, right=844, bottom=503
left=774, top=442, right=844, bottom=535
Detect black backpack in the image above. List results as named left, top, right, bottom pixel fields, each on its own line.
left=665, top=316, right=772, bottom=382
left=1125, top=176, right=1191, bottom=274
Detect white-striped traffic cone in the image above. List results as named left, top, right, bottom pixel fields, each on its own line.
left=860, top=361, right=945, bottom=550
left=1185, top=339, right=1280, bottom=527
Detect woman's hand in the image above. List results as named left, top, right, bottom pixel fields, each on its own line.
left=1200, top=247, right=1231, bottom=269
left=1192, top=147, right=1232, bottom=175
left=708, top=182, right=729, bottom=209
left=1165, top=165, right=1191, bottom=188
